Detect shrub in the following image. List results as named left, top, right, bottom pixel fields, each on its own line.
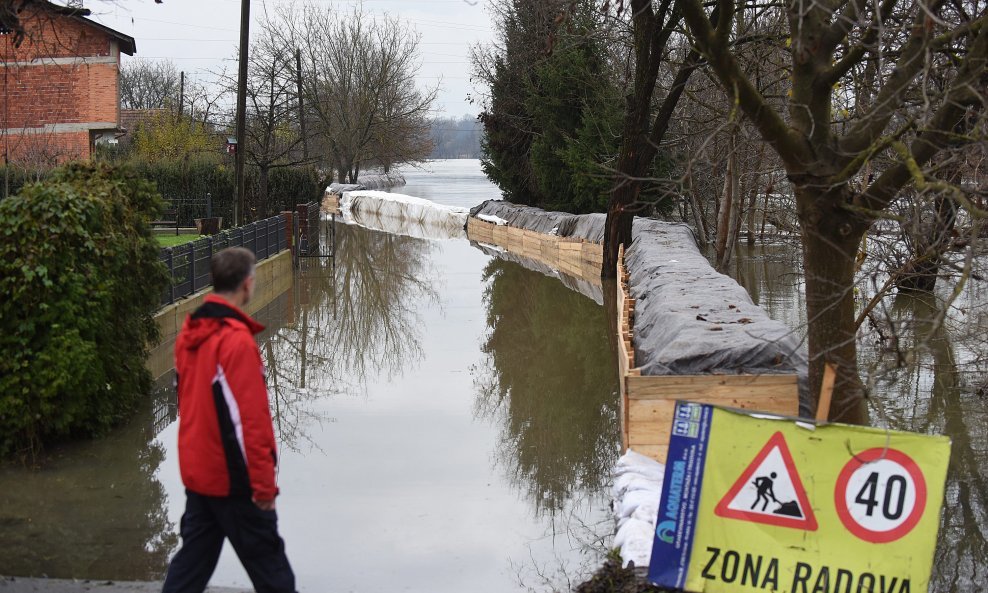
left=0, top=163, right=169, bottom=457
left=1, top=161, right=327, bottom=225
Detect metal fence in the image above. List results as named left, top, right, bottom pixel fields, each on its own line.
left=159, top=213, right=288, bottom=306
left=295, top=201, right=322, bottom=257
left=164, top=194, right=217, bottom=228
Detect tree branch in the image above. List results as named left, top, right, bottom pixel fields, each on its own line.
left=854, top=17, right=988, bottom=216
left=681, top=0, right=811, bottom=168
left=837, top=0, right=947, bottom=159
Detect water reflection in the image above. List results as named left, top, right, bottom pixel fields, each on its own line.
left=0, top=384, right=178, bottom=579
left=265, top=222, right=439, bottom=450
left=873, top=295, right=988, bottom=593
left=731, top=242, right=807, bottom=333
left=473, top=258, right=620, bottom=515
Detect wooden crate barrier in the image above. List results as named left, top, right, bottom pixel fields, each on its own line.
left=616, top=244, right=798, bottom=463
left=467, top=215, right=799, bottom=464
left=466, top=218, right=603, bottom=287
left=322, top=193, right=341, bottom=214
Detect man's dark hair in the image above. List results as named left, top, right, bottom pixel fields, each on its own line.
left=211, top=247, right=256, bottom=293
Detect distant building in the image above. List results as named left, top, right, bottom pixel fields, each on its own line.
left=119, top=108, right=169, bottom=147
left=0, top=1, right=135, bottom=166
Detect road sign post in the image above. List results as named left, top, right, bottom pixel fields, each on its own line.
left=648, top=402, right=951, bottom=593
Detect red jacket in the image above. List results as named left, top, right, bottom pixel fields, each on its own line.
left=174, top=294, right=279, bottom=501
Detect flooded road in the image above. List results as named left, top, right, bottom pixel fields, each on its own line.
left=0, top=161, right=619, bottom=592
left=1, top=161, right=984, bottom=592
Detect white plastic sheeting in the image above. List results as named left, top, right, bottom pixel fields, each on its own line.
left=327, top=172, right=406, bottom=194
left=475, top=213, right=509, bottom=226
left=611, top=449, right=665, bottom=568
left=339, top=190, right=469, bottom=241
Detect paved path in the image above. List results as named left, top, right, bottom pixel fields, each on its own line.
left=0, top=578, right=249, bottom=593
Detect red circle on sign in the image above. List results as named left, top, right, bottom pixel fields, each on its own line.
left=834, top=448, right=927, bottom=543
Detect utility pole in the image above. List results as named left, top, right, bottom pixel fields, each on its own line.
left=234, top=0, right=250, bottom=226
left=178, top=71, right=185, bottom=118
left=295, top=48, right=308, bottom=160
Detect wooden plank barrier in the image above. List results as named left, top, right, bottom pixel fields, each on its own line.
left=322, top=193, right=341, bottom=214
left=466, top=215, right=799, bottom=464
left=466, top=218, right=603, bottom=287
left=616, top=242, right=798, bottom=463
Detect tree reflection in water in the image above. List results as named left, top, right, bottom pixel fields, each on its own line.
left=0, top=382, right=178, bottom=579
left=473, top=258, right=620, bottom=516
left=263, top=222, right=439, bottom=451
left=872, top=295, right=988, bottom=593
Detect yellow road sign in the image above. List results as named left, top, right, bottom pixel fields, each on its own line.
left=648, top=402, right=951, bottom=593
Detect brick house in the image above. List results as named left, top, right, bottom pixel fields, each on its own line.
left=0, top=2, right=135, bottom=165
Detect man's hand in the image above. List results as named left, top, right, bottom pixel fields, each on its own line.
left=254, top=498, right=277, bottom=511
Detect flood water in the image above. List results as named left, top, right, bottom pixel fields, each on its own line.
left=0, top=160, right=620, bottom=592
left=1, top=160, right=985, bottom=592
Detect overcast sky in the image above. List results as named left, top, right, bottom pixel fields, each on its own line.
left=88, top=0, right=494, bottom=117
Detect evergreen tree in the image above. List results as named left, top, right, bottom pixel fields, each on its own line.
left=475, top=0, right=626, bottom=214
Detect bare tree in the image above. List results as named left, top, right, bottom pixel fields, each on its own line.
left=679, top=0, right=988, bottom=423
left=272, top=3, right=437, bottom=183
left=600, top=0, right=713, bottom=277
left=220, top=14, right=313, bottom=216
left=120, top=59, right=180, bottom=111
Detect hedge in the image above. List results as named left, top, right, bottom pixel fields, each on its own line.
left=0, top=164, right=169, bottom=457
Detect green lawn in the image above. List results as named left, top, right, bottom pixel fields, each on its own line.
left=156, top=234, right=202, bottom=247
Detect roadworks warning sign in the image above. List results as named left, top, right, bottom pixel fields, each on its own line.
left=648, top=403, right=951, bottom=593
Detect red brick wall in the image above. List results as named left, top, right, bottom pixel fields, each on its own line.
left=7, top=7, right=116, bottom=61
left=1, top=130, right=90, bottom=164
left=0, top=6, right=122, bottom=164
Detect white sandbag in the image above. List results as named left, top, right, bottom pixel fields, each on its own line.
left=619, top=533, right=654, bottom=569
left=614, top=449, right=666, bottom=482
left=614, top=518, right=655, bottom=568
left=340, top=190, right=469, bottom=241
left=612, top=472, right=662, bottom=500
left=631, top=499, right=659, bottom=526
left=613, top=517, right=653, bottom=549
left=617, top=488, right=661, bottom=520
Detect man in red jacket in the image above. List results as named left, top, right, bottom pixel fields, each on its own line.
left=162, top=247, right=296, bottom=593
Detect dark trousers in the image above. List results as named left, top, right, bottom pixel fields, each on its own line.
left=161, top=491, right=297, bottom=593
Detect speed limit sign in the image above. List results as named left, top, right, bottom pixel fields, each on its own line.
left=834, top=448, right=928, bottom=543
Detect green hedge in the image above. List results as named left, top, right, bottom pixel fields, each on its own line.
left=0, top=164, right=169, bottom=457
left=0, top=161, right=327, bottom=224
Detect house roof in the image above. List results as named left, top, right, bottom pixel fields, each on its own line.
left=30, top=1, right=137, bottom=55
left=120, top=108, right=170, bottom=134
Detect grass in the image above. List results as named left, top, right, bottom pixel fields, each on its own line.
left=156, top=234, right=202, bottom=247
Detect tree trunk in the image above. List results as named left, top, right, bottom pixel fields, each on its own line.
left=759, top=179, right=773, bottom=241
left=687, top=183, right=709, bottom=247
left=603, top=184, right=636, bottom=279
left=603, top=93, right=652, bottom=279
left=797, top=184, right=869, bottom=424
left=602, top=3, right=709, bottom=279
left=715, top=129, right=738, bottom=271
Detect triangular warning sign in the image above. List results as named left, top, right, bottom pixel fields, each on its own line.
left=714, top=431, right=818, bottom=531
